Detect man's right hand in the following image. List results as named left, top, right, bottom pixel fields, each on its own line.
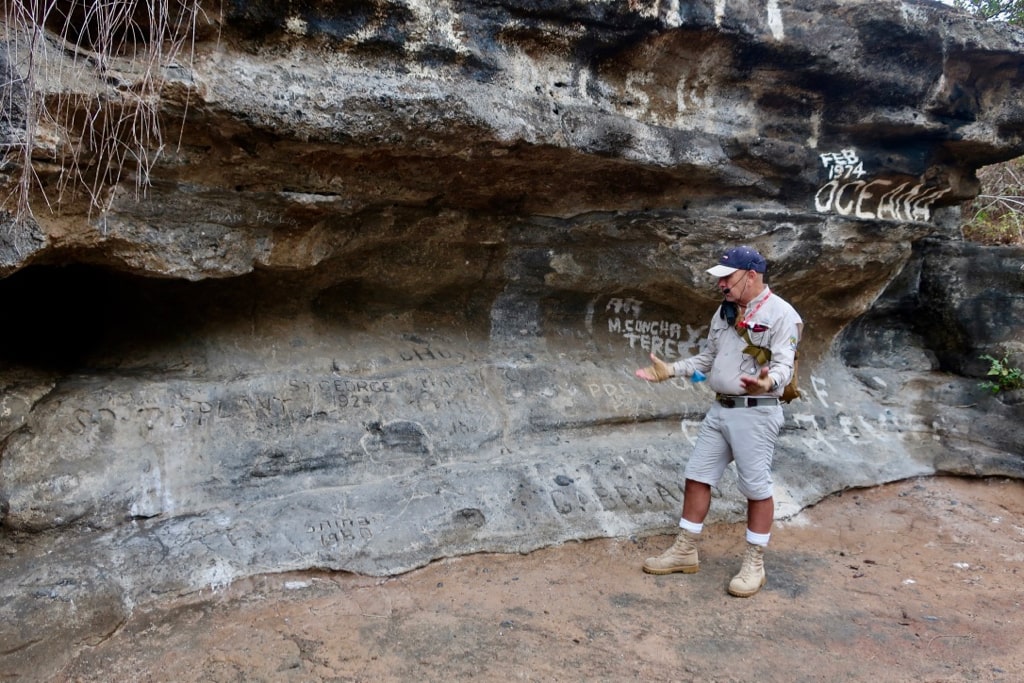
left=635, top=353, right=673, bottom=382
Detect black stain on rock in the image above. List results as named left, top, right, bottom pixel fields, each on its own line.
left=454, top=508, right=486, bottom=528
left=364, top=420, right=431, bottom=455
left=249, top=449, right=344, bottom=479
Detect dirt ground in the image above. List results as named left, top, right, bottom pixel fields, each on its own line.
left=48, top=476, right=1024, bottom=682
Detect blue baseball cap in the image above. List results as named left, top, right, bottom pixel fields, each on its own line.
left=706, top=245, right=767, bottom=277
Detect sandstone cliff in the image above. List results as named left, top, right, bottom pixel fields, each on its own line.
left=1, top=0, right=1023, bottom=674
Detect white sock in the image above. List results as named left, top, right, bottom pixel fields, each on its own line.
left=679, top=518, right=703, bottom=534
left=746, top=529, right=771, bottom=546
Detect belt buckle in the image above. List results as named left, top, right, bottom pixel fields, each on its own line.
left=720, top=396, right=736, bottom=408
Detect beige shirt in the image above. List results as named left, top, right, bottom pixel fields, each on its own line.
left=671, top=287, right=802, bottom=397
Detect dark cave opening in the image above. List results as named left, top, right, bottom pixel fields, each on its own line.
left=0, top=264, right=214, bottom=373
left=0, top=261, right=489, bottom=374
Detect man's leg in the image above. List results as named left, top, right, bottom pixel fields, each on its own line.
left=727, top=406, right=784, bottom=597
left=728, top=497, right=775, bottom=597
left=643, top=479, right=713, bottom=575
left=644, top=406, right=730, bottom=575
left=746, top=495, right=774, bottom=534
left=682, top=478, right=713, bottom=525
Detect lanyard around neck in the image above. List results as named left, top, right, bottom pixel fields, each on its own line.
left=737, top=288, right=771, bottom=329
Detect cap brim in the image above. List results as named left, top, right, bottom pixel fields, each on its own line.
left=707, top=265, right=739, bottom=277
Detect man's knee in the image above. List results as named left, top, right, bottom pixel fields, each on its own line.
left=738, top=481, right=773, bottom=500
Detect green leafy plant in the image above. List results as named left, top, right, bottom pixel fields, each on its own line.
left=979, top=353, right=1024, bottom=394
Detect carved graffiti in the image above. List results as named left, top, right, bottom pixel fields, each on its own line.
left=679, top=373, right=946, bottom=456
left=543, top=456, right=687, bottom=517
left=61, top=373, right=403, bottom=435
left=307, top=517, right=373, bottom=546
left=550, top=479, right=683, bottom=516
left=400, top=346, right=463, bottom=362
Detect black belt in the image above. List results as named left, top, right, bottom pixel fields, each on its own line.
left=716, top=394, right=780, bottom=408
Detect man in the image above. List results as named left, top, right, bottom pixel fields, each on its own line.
left=635, top=245, right=802, bottom=597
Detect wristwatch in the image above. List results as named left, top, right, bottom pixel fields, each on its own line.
left=770, top=377, right=780, bottom=393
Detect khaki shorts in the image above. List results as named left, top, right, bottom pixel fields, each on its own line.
left=683, top=401, right=784, bottom=500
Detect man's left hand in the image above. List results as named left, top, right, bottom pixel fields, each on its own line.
left=740, top=367, right=773, bottom=395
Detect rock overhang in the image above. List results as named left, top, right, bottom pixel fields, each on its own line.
left=1, top=2, right=1024, bottom=674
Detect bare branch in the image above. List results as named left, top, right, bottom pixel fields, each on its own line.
left=2, top=0, right=209, bottom=227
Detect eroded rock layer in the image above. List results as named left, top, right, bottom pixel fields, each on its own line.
left=1, top=1, right=1023, bottom=676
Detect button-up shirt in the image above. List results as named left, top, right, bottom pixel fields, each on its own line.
left=671, top=287, right=802, bottom=397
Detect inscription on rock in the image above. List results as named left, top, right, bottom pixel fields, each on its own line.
left=602, top=297, right=706, bottom=361
left=308, top=517, right=374, bottom=547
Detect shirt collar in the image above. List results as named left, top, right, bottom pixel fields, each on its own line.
left=745, top=286, right=771, bottom=308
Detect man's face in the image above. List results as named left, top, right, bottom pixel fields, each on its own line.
left=719, top=270, right=747, bottom=300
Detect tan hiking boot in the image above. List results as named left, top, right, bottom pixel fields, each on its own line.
left=643, top=530, right=699, bottom=575
left=728, top=543, right=766, bottom=597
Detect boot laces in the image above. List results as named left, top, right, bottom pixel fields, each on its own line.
left=738, top=545, right=763, bottom=578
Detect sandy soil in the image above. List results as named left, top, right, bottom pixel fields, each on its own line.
left=47, top=476, right=1024, bottom=682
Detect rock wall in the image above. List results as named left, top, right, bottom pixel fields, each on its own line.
left=1, top=0, right=1024, bottom=675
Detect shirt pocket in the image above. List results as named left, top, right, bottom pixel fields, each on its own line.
left=746, top=321, right=772, bottom=347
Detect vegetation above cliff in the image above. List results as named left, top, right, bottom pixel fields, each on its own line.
left=962, top=158, right=1024, bottom=245
left=954, top=0, right=1024, bottom=24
